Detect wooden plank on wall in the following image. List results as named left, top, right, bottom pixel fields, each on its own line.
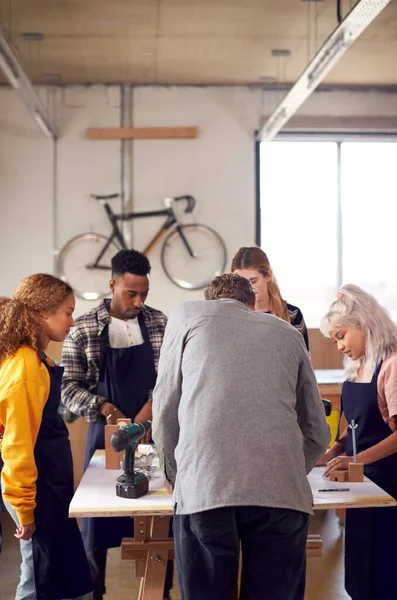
left=85, top=127, right=198, bottom=140
left=308, top=329, right=343, bottom=370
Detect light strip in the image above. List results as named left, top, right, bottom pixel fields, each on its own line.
left=307, top=34, right=347, bottom=89
left=33, top=110, right=53, bottom=139
left=259, top=0, right=392, bottom=141
left=0, top=34, right=57, bottom=139
left=0, top=49, right=20, bottom=89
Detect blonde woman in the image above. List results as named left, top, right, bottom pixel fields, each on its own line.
left=0, top=274, right=92, bottom=600
left=320, top=284, right=397, bottom=600
left=231, top=246, right=309, bottom=350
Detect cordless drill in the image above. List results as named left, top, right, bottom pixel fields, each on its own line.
left=110, top=420, right=152, bottom=499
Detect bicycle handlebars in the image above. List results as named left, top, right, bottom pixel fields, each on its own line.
left=91, top=193, right=120, bottom=201
left=90, top=192, right=196, bottom=214
left=173, top=195, right=196, bottom=214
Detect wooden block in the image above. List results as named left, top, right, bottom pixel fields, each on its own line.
left=104, top=424, right=120, bottom=470
left=329, top=469, right=348, bottom=482
left=85, top=127, right=198, bottom=140
left=349, top=462, right=364, bottom=482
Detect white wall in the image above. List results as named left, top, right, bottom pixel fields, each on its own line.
left=130, top=86, right=260, bottom=313
left=0, top=92, right=53, bottom=293
left=1, top=85, right=397, bottom=315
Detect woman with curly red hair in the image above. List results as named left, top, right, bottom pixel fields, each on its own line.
left=0, top=273, right=92, bottom=600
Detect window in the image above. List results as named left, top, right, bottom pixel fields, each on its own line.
left=259, top=139, right=397, bottom=326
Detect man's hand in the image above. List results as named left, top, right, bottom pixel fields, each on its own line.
left=15, top=522, right=35, bottom=541
left=316, top=447, right=338, bottom=467
left=134, top=402, right=153, bottom=443
left=99, top=402, right=126, bottom=425
left=316, top=441, right=345, bottom=467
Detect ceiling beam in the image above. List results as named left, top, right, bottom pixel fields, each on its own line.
left=259, top=0, right=392, bottom=142
left=0, top=34, right=57, bottom=139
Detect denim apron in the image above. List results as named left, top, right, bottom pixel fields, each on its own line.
left=339, top=362, right=397, bottom=600
left=81, top=313, right=157, bottom=551
left=32, top=354, right=93, bottom=599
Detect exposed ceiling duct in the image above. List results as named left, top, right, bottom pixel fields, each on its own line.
left=0, top=33, right=57, bottom=139
left=259, top=0, right=392, bottom=142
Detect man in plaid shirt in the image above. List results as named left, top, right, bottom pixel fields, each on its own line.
left=61, top=248, right=172, bottom=600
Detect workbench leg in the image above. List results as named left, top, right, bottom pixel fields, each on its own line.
left=151, top=515, right=171, bottom=539
left=137, top=544, right=170, bottom=600
left=134, top=517, right=151, bottom=577
left=124, top=516, right=173, bottom=599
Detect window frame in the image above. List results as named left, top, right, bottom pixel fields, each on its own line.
left=255, top=132, right=397, bottom=290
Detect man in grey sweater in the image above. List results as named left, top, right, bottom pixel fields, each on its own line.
left=152, top=274, right=330, bottom=600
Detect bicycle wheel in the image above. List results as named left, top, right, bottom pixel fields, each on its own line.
left=161, top=224, right=227, bottom=290
left=58, top=233, right=121, bottom=300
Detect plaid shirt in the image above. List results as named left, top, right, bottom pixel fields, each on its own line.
left=61, top=299, right=167, bottom=422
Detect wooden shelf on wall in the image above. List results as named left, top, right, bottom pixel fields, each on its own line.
left=85, top=127, right=198, bottom=140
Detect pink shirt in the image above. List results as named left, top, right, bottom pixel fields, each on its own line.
left=378, top=352, right=397, bottom=431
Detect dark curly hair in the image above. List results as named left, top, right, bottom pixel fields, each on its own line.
left=0, top=274, right=73, bottom=366
left=205, top=273, right=256, bottom=308
left=111, top=249, right=151, bottom=277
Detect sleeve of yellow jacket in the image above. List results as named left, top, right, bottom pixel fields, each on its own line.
left=0, top=347, right=50, bottom=526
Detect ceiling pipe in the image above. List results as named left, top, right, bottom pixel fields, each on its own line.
left=259, top=0, right=392, bottom=142
left=0, top=33, right=57, bottom=139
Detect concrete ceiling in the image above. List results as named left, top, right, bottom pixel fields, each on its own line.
left=0, top=0, right=396, bottom=86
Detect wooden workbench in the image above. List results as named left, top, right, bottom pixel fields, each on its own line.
left=70, top=452, right=396, bottom=600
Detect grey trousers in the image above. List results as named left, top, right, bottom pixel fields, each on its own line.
left=2, top=485, right=92, bottom=600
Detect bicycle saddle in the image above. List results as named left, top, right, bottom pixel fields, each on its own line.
left=90, top=193, right=120, bottom=201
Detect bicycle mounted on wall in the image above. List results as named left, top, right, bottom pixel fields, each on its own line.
left=58, top=194, right=227, bottom=300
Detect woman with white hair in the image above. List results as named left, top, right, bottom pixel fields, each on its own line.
left=320, top=284, right=397, bottom=600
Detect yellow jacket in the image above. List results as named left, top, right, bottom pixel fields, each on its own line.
left=0, top=346, right=51, bottom=526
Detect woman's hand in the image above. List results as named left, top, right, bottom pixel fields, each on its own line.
left=323, top=456, right=354, bottom=478
left=15, top=522, right=36, bottom=541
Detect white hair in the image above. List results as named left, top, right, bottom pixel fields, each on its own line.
left=320, top=284, right=397, bottom=380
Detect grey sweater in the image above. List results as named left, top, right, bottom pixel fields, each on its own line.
left=152, top=299, right=330, bottom=515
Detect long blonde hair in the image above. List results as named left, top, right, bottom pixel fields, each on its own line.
left=0, top=274, right=73, bottom=367
left=320, top=284, right=397, bottom=380
left=231, top=246, right=290, bottom=322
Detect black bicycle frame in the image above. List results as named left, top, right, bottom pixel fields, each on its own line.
left=92, top=201, right=195, bottom=269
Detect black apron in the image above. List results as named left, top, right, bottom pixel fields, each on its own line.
left=81, top=314, right=157, bottom=551
left=33, top=354, right=92, bottom=600
left=339, top=362, right=397, bottom=600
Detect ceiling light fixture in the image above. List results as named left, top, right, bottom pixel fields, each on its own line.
left=42, top=72, right=63, bottom=83
left=259, top=0, right=392, bottom=141
left=21, top=33, right=44, bottom=42
left=271, top=49, right=291, bottom=57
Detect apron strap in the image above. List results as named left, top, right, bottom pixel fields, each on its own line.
left=98, top=324, right=110, bottom=384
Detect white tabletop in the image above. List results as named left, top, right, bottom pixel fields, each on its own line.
left=308, top=466, right=396, bottom=510
left=70, top=451, right=173, bottom=518
left=314, top=369, right=345, bottom=385
left=69, top=453, right=396, bottom=518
